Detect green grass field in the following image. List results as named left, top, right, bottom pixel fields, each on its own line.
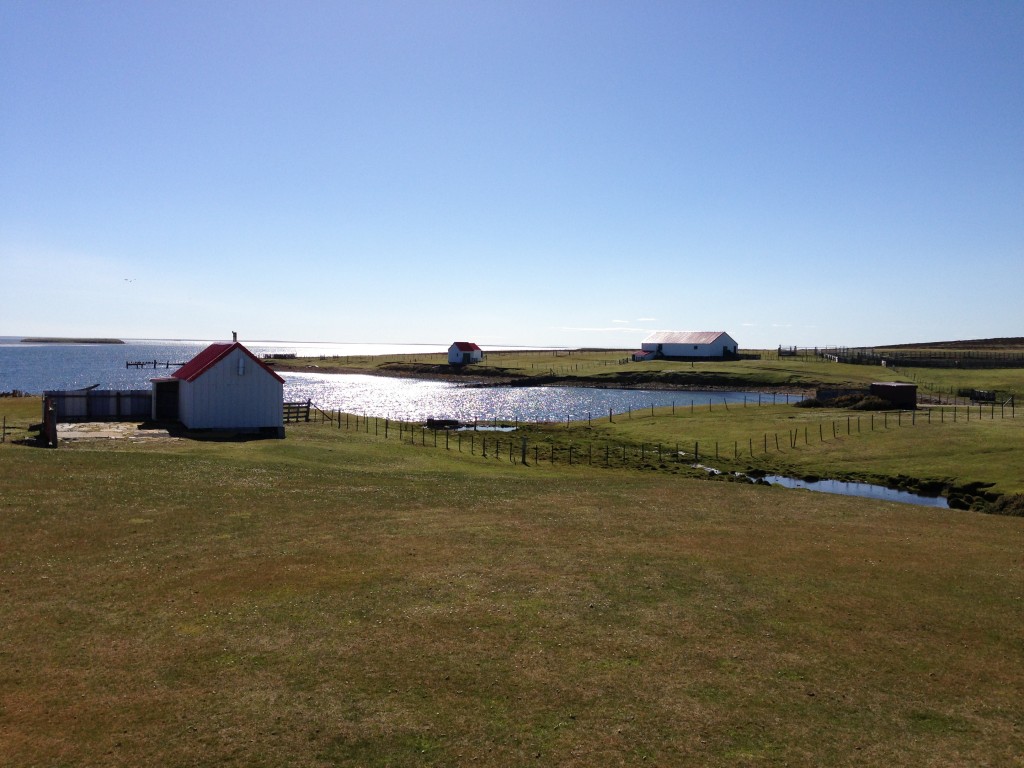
left=2, top=396, right=1022, bottom=766
left=555, top=400, right=1024, bottom=499
left=269, top=348, right=1024, bottom=402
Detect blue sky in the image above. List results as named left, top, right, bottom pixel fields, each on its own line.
left=2, top=1, right=1021, bottom=349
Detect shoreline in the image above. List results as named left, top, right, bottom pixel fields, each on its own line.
left=20, top=337, right=126, bottom=344
left=274, top=360, right=813, bottom=395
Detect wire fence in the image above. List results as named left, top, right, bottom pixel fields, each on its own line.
left=303, top=398, right=1016, bottom=471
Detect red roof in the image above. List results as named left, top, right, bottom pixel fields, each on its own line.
left=173, top=342, right=285, bottom=384
left=451, top=341, right=481, bottom=351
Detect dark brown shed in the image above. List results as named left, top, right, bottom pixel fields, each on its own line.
left=870, top=382, right=917, bottom=409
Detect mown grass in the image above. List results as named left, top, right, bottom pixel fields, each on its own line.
left=1, top=401, right=1022, bottom=767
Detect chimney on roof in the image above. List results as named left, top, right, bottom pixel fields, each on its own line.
left=232, top=331, right=237, bottom=342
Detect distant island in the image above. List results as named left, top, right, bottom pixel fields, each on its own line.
left=20, top=337, right=125, bottom=344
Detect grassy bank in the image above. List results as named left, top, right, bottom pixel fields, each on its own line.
left=1, top=403, right=1022, bottom=766
left=535, top=400, right=1024, bottom=499
left=269, top=348, right=1023, bottom=400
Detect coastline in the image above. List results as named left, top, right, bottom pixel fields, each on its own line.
left=20, top=337, right=125, bottom=344
left=274, top=359, right=813, bottom=395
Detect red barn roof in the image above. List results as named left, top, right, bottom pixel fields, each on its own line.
left=173, top=342, right=284, bottom=384
left=451, top=341, right=482, bottom=351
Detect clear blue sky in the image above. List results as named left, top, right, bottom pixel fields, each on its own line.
left=2, top=1, right=1021, bottom=349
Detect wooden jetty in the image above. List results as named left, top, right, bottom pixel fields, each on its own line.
left=126, top=360, right=187, bottom=369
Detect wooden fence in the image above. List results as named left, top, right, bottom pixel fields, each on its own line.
left=283, top=400, right=312, bottom=423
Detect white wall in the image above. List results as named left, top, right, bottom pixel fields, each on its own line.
left=642, top=334, right=738, bottom=358
left=179, top=347, right=283, bottom=429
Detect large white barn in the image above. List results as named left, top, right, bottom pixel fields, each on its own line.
left=152, top=341, right=285, bottom=436
left=641, top=331, right=739, bottom=359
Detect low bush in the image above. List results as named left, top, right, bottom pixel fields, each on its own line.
left=989, top=494, right=1024, bottom=517
left=793, top=398, right=825, bottom=408
left=848, top=395, right=893, bottom=411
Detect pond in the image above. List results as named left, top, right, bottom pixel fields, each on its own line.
left=281, top=372, right=798, bottom=423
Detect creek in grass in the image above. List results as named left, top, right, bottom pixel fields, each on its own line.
left=759, top=474, right=950, bottom=508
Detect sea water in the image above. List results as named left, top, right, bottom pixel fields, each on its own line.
left=0, top=338, right=780, bottom=423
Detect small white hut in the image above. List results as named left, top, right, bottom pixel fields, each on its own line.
left=448, top=341, right=484, bottom=365
left=152, top=341, right=285, bottom=436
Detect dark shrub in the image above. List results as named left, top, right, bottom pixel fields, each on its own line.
left=794, top=398, right=825, bottom=408
left=849, top=396, right=892, bottom=411
left=989, top=494, right=1024, bottom=517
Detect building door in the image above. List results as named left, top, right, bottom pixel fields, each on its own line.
left=153, top=381, right=179, bottom=420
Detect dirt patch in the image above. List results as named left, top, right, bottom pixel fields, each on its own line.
left=57, top=422, right=177, bottom=441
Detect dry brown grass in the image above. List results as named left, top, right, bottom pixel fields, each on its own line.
left=1, top=415, right=1022, bottom=766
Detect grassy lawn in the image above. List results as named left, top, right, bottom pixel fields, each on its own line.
left=1, top=401, right=1022, bottom=766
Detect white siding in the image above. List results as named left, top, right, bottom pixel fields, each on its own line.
left=448, top=344, right=482, bottom=364
left=641, top=333, right=738, bottom=358
left=179, top=348, right=283, bottom=429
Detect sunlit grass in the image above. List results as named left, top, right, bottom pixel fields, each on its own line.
left=1, top=404, right=1022, bottom=766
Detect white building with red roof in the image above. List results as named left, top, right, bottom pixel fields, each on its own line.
left=640, top=331, right=739, bottom=359
left=448, top=341, right=484, bottom=365
left=152, top=341, right=285, bottom=435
